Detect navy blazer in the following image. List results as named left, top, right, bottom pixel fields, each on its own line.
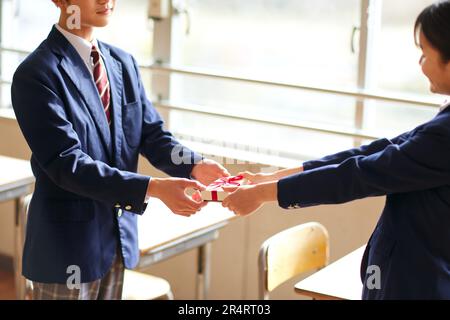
left=278, top=109, right=450, bottom=299
left=11, top=26, right=202, bottom=284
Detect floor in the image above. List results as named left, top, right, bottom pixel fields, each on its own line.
left=0, top=269, right=15, bottom=300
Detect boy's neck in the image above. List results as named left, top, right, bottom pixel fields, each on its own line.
left=57, top=17, right=94, bottom=42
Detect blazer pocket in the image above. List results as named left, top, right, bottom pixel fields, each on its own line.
left=44, top=199, right=94, bottom=222
left=122, top=101, right=142, bottom=148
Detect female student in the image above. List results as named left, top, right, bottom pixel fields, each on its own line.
left=223, top=1, right=450, bottom=299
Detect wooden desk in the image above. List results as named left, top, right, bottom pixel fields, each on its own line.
left=295, top=245, right=366, bottom=300
left=0, top=156, right=34, bottom=300
left=137, top=199, right=235, bottom=300
left=0, top=156, right=34, bottom=202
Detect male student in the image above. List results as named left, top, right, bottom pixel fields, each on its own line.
left=11, top=0, right=228, bottom=299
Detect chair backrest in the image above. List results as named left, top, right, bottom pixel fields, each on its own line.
left=258, top=222, right=329, bottom=300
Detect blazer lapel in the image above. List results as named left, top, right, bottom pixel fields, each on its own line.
left=99, top=42, right=124, bottom=166
left=47, top=27, right=113, bottom=160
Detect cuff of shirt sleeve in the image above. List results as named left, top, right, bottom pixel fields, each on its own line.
left=144, top=178, right=151, bottom=204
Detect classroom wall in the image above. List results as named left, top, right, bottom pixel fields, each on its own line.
left=0, top=116, right=384, bottom=299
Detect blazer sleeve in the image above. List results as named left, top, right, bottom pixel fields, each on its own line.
left=131, top=57, right=203, bottom=178
left=278, top=121, right=450, bottom=209
left=302, top=131, right=411, bottom=171
left=11, top=66, right=149, bottom=214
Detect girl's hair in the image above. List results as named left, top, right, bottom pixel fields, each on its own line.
left=415, top=1, right=450, bottom=62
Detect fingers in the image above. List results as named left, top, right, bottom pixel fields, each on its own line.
left=237, top=171, right=252, bottom=179
left=222, top=200, right=239, bottom=216
left=219, top=166, right=231, bottom=177
left=222, top=194, right=232, bottom=208
left=183, top=179, right=206, bottom=191
left=237, top=171, right=256, bottom=184
left=173, top=211, right=193, bottom=217
left=222, top=185, right=239, bottom=193
left=173, top=201, right=207, bottom=216
left=191, top=190, right=203, bottom=202
left=183, top=197, right=206, bottom=211
left=207, top=159, right=229, bottom=176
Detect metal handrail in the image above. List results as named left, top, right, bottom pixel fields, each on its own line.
left=148, top=64, right=441, bottom=109
left=0, top=46, right=30, bottom=56
left=154, top=100, right=381, bottom=141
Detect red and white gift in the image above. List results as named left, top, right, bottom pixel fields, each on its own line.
left=200, top=175, right=247, bottom=202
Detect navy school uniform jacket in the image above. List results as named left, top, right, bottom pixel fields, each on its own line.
left=278, top=108, right=450, bottom=299
left=11, top=26, right=202, bottom=283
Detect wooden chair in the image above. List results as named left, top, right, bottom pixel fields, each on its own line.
left=122, top=269, right=173, bottom=300
left=258, top=222, right=330, bottom=300
left=20, top=194, right=173, bottom=300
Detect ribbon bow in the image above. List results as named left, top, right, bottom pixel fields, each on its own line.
left=209, top=175, right=244, bottom=190
left=208, top=175, right=244, bottom=201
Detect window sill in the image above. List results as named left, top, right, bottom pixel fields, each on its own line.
left=0, top=108, right=304, bottom=169
left=0, top=108, right=16, bottom=121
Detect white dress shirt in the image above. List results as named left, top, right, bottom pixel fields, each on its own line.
left=54, top=23, right=106, bottom=78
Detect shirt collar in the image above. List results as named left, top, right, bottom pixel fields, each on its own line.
left=54, top=23, right=103, bottom=68
left=439, top=99, right=450, bottom=113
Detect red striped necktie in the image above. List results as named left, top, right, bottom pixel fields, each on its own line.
left=91, top=45, right=111, bottom=126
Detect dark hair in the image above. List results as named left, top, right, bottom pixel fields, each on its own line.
left=415, top=0, right=450, bottom=62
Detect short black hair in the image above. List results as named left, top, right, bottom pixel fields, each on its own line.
left=415, top=1, right=450, bottom=62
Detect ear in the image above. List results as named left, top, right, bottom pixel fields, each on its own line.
left=52, top=0, right=68, bottom=9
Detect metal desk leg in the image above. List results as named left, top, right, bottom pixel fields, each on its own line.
left=196, top=242, right=212, bottom=300
left=14, top=196, right=28, bottom=300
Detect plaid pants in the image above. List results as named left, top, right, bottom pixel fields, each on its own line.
left=31, top=250, right=124, bottom=300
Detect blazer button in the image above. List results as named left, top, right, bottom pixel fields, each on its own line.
left=117, top=209, right=123, bottom=218
left=125, top=205, right=132, bottom=211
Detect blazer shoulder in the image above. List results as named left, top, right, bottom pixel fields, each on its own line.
left=415, top=111, right=450, bottom=140
left=14, top=40, right=60, bottom=81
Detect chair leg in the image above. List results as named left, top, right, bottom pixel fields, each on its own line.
left=155, top=290, right=174, bottom=300
left=165, top=290, right=174, bottom=300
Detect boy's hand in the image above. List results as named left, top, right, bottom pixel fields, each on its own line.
left=147, top=178, right=207, bottom=217
left=191, top=159, right=230, bottom=186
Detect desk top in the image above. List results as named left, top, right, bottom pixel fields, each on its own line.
left=0, top=156, right=34, bottom=193
left=295, top=245, right=366, bottom=300
left=138, top=198, right=235, bottom=254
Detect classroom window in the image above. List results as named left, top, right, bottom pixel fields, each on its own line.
left=162, top=0, right=444, bottom=163
left=167, top=0, right=362, bottom=162
left=0, top=0, right=152, bottom=108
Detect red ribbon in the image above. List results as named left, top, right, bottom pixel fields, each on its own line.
left=208, top=175, right=244, bottom=201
